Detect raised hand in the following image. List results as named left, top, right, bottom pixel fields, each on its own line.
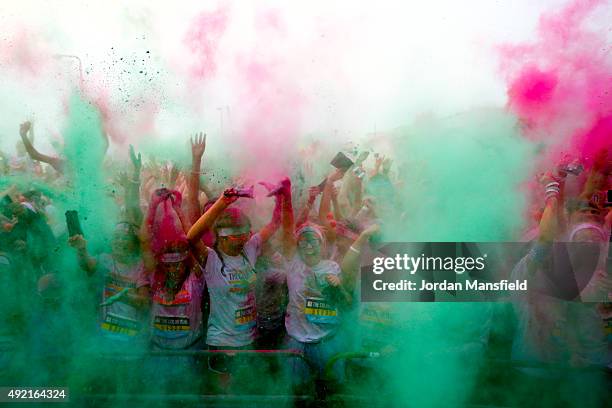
left=328, top=168, right=345, bottom=183
left=191, top=132, right=206, bottom=159
left=2, top=217, right=16, bottom=232
left=19, top=121, right=31, bottom=137
left=68, top=234, right=87, bottom=250
left=356, top=150, right=370, bottom=165
left=260, top=177, right=291, bottom=197
left=170, top=190, right=183, bottom=210
left=259, top=181, right=276, bottom=193
left=326, top=274, right=341, bottom=287
left=362, top=223, right=380, bottom=238
left=382, top=157, right=393, bottom=172
left=117, top=171, right=129, bottom=188
left=280, top=177, right=291, bottom=195
left=221, top=187, right=243, bottom=205
left=308, top=186, right=322, bottom=202
left=374, top=154, right=384, bottom=169
left=129, top=145, right=142, bottom=175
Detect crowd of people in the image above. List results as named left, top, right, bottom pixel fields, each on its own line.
left=0, top=119, right=610, bottom=404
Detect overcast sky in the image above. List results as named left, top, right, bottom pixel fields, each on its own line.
left=0, top=0, right=590, bottom=152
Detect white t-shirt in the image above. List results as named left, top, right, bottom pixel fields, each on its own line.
left=97, top=254, right=148, bottom=341
left=203, top=233, right=262, bottom=347
left=285, top=256, right=341, bottom=343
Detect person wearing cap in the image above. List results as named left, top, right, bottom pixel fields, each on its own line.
left=186, top=179, right=290, bottom=378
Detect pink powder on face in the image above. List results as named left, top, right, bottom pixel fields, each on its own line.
left=499, top=0, right=612, bottom=163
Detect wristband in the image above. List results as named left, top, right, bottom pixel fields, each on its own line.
left=544, top=181, right=560, bottom=189
left=349, top=246, right=360, bottom=254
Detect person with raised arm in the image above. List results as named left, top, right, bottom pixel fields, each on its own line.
left=280, top=177, right=353, bottom=391
left=67, top=146, right=148, bottom=346
left=187, top=133, right=206, bottom=225
left=18, top=122, right=64, bottom=175
left=186, top=178, right=288, bottom=376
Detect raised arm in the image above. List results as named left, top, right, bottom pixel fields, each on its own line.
left=340, top=224, right=380, bottom=292
left=330, top=184, right=344, bottom=221
left=187, top=188, right=238, bottom=242
left=125, top=145, right=143, bottom=226
left=319, top=169, right=345, bottom=227
left=537, top=172, right=565, bottom=243
left=188, top=133, right=206, bottom=224
left=68, top=234, right=97, bottom=275
left=280, top=179, right=296, bottom=259
left=19, top=122, right=64, bottom=174
left=296, top=186, right=321, bottom=227
left=260, top=196, right=282, bottom=243
left=579, top=149, right=609, bottom=203
left=259, top=178, right=293, bottom=243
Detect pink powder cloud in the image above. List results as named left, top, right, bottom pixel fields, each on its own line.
left=184, top=5, right=229, bottom=80
left=499, top=0, right=612, bottom=165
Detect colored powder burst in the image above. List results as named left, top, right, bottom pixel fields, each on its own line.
left=230, top=55, right=306, bottom=180
left=346, top=110, right=532, bottom=407
left=499, top=0, right=612, bottom=165
left=387, top=108, right=533, bottom=242
left=62, top=91, right=117, bottom=251
left=0, top=28, right=52, bottom=77
left=184, top=5, right=229, bottom=80
left=181, top=6, right=308, bottom=181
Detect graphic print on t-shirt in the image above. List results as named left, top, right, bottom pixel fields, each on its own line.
left=235, top=303, right=256, bottom=331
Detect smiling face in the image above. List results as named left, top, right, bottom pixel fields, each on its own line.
left=297, top=231, right=322, bottom=266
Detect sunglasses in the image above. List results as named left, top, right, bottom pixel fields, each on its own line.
left=221, top=233, right=250, bottom=242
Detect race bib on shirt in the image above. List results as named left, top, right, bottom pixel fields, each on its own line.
left=153, top=315, right=191, bottom=339
left=305, top=297, right=338, bottom=324
left=101, top=313, right=141, bottom=336
left=235, top=304, right=256, bottom=331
